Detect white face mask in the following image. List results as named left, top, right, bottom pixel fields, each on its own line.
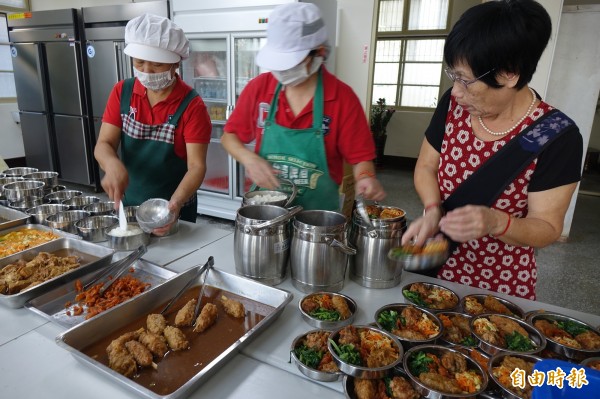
left=272, top=56, right=323, bottom=87
left=133, top=68, right=176, bottom=91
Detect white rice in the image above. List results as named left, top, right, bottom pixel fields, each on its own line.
left=108, top=225, right=143, bottom=237
left=248, top=193, right=287, bottom=204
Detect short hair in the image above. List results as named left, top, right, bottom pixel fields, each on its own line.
left=444, top=0, right=552, bottom=89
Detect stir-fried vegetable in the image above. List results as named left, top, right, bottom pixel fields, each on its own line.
left=408, top=351, right=434, bottom=376
left=403, top=289, right=428, bottom=307
left=309, top=308, right=341, bottom=321
left=377, top=309, right=404, bottom=332
left=460, top=335, right=479, bottom=347
left=294, top=344, right=322, bottom=369
left=556, top=319, right=590, bottom=337
left=505, top=331, right=535, bottom=352
left=329, top=338, right=362, bottom=366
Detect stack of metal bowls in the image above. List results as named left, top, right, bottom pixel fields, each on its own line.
left=62, top=195, right=101, bottom=210
left=44, top=189, right=83, bottom=204
left=46, top=210, right=90, bottom=234
left=8, top=196, right=46, bottom=212
left=3, top=180, right=46, bottom=211
left=2, top=167, right=38, bottom=177
left=26, top=203, right=70, bottom=225
left=22, top=171, right=59, bottom=195
left=0, top=176, right=24, bottom=206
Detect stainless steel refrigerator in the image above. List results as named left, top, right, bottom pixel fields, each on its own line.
left=8, top=9, right=94, bottom=186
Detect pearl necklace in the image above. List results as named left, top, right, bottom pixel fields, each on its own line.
left=478, top=88, right=537, bottom=136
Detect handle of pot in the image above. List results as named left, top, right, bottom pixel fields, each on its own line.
left=325, top=237, right=357, bottom=255
left=280, top=178, right=297, bottom=207
left=244, top=205, right=304, bottom=233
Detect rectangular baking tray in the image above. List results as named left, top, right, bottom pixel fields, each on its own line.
left=0, top=223, right=81, bottom=261
left=0, top=237, right=114, bottom=308
left=26, top=258, right=176, bottom=328
left=56, top=265, right=293, bottom=399
left=0, top=205, right=30, bottom=231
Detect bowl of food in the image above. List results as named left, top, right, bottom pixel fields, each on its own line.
left=461, top=294, right=524, bottom=319
left=46, top=210, right=91, bottom=234
left=437, top=312, right=479, bottom=348
left=488, top=352, right=543, bottom=399
left=299, top=292, right=357, bottom=330
left=470, top=313, right=546, bottom=356
left=26, top=203, right=70, bottom=225
left=403, top=344, right=488, bottom=398
left=136, top=198, right=176, bottom=233
left=62, top=195, right=101, bottom=210
left=75, top=215, right=119, bottom=242
left=104, top=222, right=150, bottom=251
left=83, top=201, right=116, bottom=216
left=2, top=180, right=45, bottom=202
left=526, top=312, right=600, bottom=361
left=327, top=325, right=403, bottom=379
left=582, top=357, right=600, bottom=372
left=44, top=189, right=83, bottom=204
left=290, top=329, right=344, bottom=382
left=374, top=303, right=443, bottom=349
left=388, top=237, right=449, bottom=272
left=342, top=366, right=421, bottom=399
left=402, top=282, right=460, bottom=312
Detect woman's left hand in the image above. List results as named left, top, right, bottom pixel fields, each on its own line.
left=438, top=205, right=498, bottom=242
left=152, top=199, right=181, bottom=237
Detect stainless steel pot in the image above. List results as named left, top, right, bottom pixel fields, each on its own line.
left=234, top=204, right=303, bottom=286
left=348, top=207, right=407, bottom=288
left=290, top=210, right=356, bottom=293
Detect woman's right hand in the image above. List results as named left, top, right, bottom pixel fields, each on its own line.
left=100, top=160, right=129, bottom=204
left=401, top=208, right=443, bottom=247
left=243, top=153, right=280, bottom=189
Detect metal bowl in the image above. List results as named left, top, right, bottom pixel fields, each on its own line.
left=62, top=195, right=101, bottom=210
left=526, top=312, right=600, bottom=361
left=75, top=215, right=118, bottom=242
left=401, top=281, right=460, bottom=312
left=8, top=196, right=46, bottom=212
left=290, top=329, right=343, bottom=382
left=122, top=205, right=139, bottom=222
left=44, top=189, right=83, bottom=204
left=47, top=184, right=66, bottom=193
left=437, top=311, right=480, bottom=348
left=46, top=210, right=91, bottom=234
left=2, top=180, right=45, bottom=202
left=83, top=201, right=116, bottom=216
left=403, top=344, right=489, bottom=398
left=374, top=303, right=443, bottom=348
left=26, top=203, right=70, bottom=225
left=0, top=176, right=24, bottom=192
left=299, top=292, right=357, bottom=330
left=104, top=222, right=150, bottom=251
left=581, top=356, right=600, bottom=371
left=460, top=294, right=524, bottom=319
left=243, top=190, right=290, bottom=207
left=2, top=167, right=38, bottom=177
left=342, top=366, right=421, bottom=399
left=488, top=352, right=543, bottom=399
left=470, top=313, right=546, bottom=356
left=136, top=198, right=176, bottom=232
left=328, top=325, right=403, bottom=379
left=22, top=171, right=58, bottom=189
left=388, top=241, right=449, bottom=272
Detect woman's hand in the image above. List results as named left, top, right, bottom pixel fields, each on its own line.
left=100, top=160, right=129, bottom=204
left=243, top=153, right=280, bottom=190
left=355, top=177, right=386, bottom=202
left=438, top=205, right=499, bottom=242
left=151, top=199, right=181, bottom=237
left=401, top=207, right=443, bottom=246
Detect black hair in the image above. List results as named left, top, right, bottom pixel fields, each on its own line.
left=444, top=0, right=552, bottom=89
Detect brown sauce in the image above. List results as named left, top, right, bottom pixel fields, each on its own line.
left=81, top=285, right=275, bottom=395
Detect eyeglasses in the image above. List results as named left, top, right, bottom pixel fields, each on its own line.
left=444, top=67, right=495, bottom=88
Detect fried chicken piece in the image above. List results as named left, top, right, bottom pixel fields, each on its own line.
left=174, top=298, right=197, bottom=327
left=489, top=315, right=529, bottom=337
left=575, top=330, right=600, bottom=350
left=473, top=318, right=505, bottom=347
left=193, top=302, right=218, bottom=333
left=393, top=328, right=427, bottom=340
left=389, top=376, right=420, bottom=399
left=338, top=325, right=360, bottom=346
left=484, top=295, right=513, bottom=315
left=354, top=378, right=377, bottom=399
left=300, top=297, right=319, bottom=314
left=138, top=329, right=168, bottom=358
left=332, top=295, right=351, bottom=319
left=147, top=313, right=167, bottom=335
left=305, top=330, right=330, bottom=352
left=401, top=305, right=423, bottom=327
left=441, top=351, right=467, bottom=374
left=106, top=330, right=142, bottom=354
left=318, top=352, right=339, bottom=372
left=419, top=372, right=463, bottom=394
left=464, top=297, right=486, bottom=315
left=220, top=295, right=245, bottom=318
left=107, top=344, right=137, bottom=377
left=125, top=340, right=154, bottom=368
left=163, top=325, right=188, bottom=351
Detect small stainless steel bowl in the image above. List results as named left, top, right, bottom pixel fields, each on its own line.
left=136, top=198, right=176, bottom=232
left=44, top=189, right=83, bottom=204
left=401, top=281, right=460, bottom=312
left=343, top=366, right=420, bottom=399
left=243, top=190, right=290, bottom=207
left=470, top=313, right=546, bottom=356
left=0, top=176, right=24, bottom=192
left=2, top=167, right=38, bottom=177
left=83, top=201, right=116, bottom=216
left=47, top=184, right=66, bottom=193
left=460, top=294, right=525, bottom=319
left=299, top=292, right=357, bottom=330
left=22, top=171, right=58, bottom=189
left=75, top=215, right=119, bottom=242
left=26, top=203, right=70, bottom=225
left=46, top=210, right=90, bottom=234
left=388, top=245, right=449, bottom=272
left=104, top=222, right=150, bottom=251
left=290, top=329, right=343, bottom=382
left=488, top=352, right=543, bottom=399
left=2, top=180, right=45, bottom=202
left=62, top=195, right=101, bottom=210
left=526, top=312, right=600, bottom=361
left=328, top=325, right=403, bottom=379
left=581, top=356, right=600, bottom=371
left=437, top=311, right=480, bottom=349
left=8, top=196, right=46, bottom=212
left=374, top=303, right=443, bottom=348
left=403, top=344, right=489, bottom=398
left=123, top=206, right=139, bottom=222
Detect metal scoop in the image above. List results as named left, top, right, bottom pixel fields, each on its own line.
left=118, top=199, right=128, bottom=231
left=160, top=256, right=214, bottom=316
left=355, top=194, right=374, bottom=228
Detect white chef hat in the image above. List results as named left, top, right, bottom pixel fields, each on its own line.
left=256, top=3, right=328, bottom=71
left=124, top=13, right=189, bottom=63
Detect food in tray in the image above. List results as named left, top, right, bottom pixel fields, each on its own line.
left=0, top=228, right=60, bottom=258
left=301, top=292, right=352, bottom=321
left=388, top=236, right=449, bottom=258
left=329, top=325, right=400, bottom=368
left=193, top=303, right=218, bottom=333
left=0, top=251, right=81, bottom=295
left=221, top=294, right=245, bottom=318
left=407, top=349, right=484, bottom=394
left=439, top=312, right=478, bottom=347
left=107, top=224, right=144, bottom=237
left=353, top=375, right=420, bottom=399
left=462, top=294, right=521, bottom=317
left=365, top=205, right=405, bottom=220
left=402, top=282, right=458, bottom=310
left=377, top=305, right=440, bottom=341
left=534, top=317, right=600, bottom=350
left=492, top=355, right=537, bottom=399
left=293, top=330, right=339, bottom=373
left=472, top=314, right=537, bottom=352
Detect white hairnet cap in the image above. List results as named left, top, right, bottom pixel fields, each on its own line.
left=124, top=13, right=189, bottom=63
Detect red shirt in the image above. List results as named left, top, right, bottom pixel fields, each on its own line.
left=103, top=75, right=211, bottom=160
left=224, top=67, right=375, bottom=184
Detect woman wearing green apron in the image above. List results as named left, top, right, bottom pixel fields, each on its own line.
left=222, top=3, right=386, bottom=210
left=95, top=14, right=211, bottom=233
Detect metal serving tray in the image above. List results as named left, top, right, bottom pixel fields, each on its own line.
left=0, top=223, right=81, bottom=260
left=0, top=237, right=114, bottom=308
left=26, top=258, right=176, bottom=328
left=56, top=265, right=293, bottom=399
left=0, top=205, right=30, bottom=231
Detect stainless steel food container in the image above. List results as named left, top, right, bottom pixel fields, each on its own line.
left=374, top=303, right=444, bottom=348
left=242, top=178, right=297, bottom=207
left=62, top=195, right=101, bottom=210
left=234, top=204, right=302, bottom=286
left=290, top=329, right=343, bottom=382
left=0, top=237, right=114, bottom=308
left=104, top=222, right=151, bottom=251
left=2, top=180, right=45, bottom=202
left=46, top=210, right=91, bottom=234
left=487, top=352, right=542, bottom=399
left=436, top=311, right=479, bottom=348
left=8, top=196, right=45, bottom=212
left=401, top=281, right=460, bottom=312
left=44, top=189, right=83, bottom=204
left=22, top=171, right=58, bottom=191
left=2, top=167, right=38, bottom=177
left=343, top=366, right=419, bottom=399
left=299, top=291, right=357, bottom=329
left=349, top=206, right=407, bottom=288
left=290, top=210, right=356, bottom=293
left=0, top=206, right=30, bottom=231
left=26, top=203, right=70, bottom=225
left=460, top=294, right=525, bottom=319
left=83, top=201, right=116, bottom=216
left=1, top=177, right=24, bottom=206
left=75, top=215, right=119, bottom=242
left=470, top=313, right=546, bottom=356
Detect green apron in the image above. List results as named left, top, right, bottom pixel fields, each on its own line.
left=119, top=78, right=198, bottom=222
left=259, top=70, right=340, bottom=211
